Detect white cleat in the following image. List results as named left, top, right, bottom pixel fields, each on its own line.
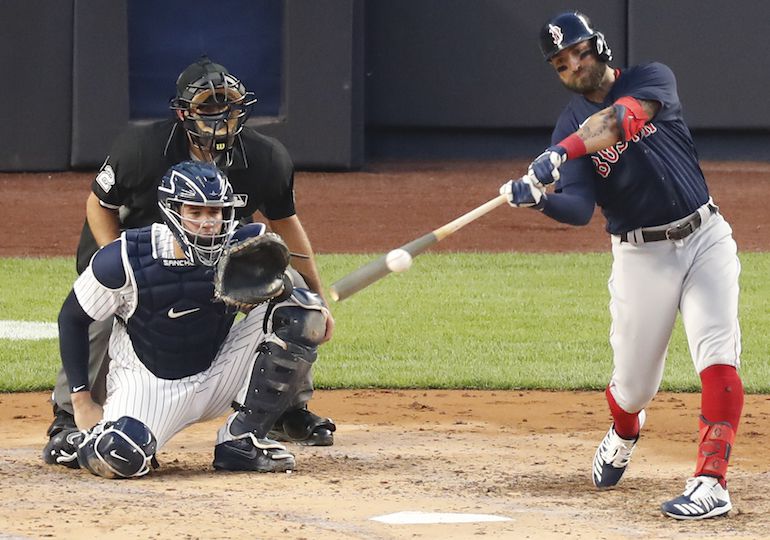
left=661, top=476, right=732, bottom=520
left=592, top=409, right=646, bottom=488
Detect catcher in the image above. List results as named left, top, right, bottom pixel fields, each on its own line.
left=44, top=161, right=329, bottom=477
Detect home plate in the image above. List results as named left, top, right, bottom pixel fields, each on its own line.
left=371, top=511, right=512, bottom=524
left=0, top=320, right=58, bottom=340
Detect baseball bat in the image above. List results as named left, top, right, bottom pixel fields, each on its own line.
left=329, top=192, right=509, bottom=301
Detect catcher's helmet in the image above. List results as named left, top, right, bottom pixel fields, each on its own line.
left=157, top=160, right=244, bottom=266
left=170, top=56, right=257, bottom=165
left=539, top=11, right=612, bottom=63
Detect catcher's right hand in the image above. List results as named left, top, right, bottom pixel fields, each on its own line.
left=214, top=232, right=291, bottom=310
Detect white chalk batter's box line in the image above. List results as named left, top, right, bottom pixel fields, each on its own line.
left=0, top=320, right=58, bottom=340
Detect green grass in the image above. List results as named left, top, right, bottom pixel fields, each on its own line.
left=1, top=253, right=768, bottom=393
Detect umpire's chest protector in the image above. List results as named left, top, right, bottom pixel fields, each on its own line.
left=124, top=228, right=236, bottom=379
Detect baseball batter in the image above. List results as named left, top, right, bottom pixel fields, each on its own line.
left=45, top=56, right=335, bottom=454
left=500, top=12, right=743, bottom=520
left=45, top=161, right=328, bottom=478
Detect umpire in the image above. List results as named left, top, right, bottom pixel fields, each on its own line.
left=45, top=56, right=336, bottom=453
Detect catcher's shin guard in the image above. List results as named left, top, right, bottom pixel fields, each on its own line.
left=694, top=416, right=735, bottom=480
left=229, top=294, right=327, bottom=438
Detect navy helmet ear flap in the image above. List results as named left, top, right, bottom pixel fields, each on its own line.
left=594, top=31, right=612, bottom=62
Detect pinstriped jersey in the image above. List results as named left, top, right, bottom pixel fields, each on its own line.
left=73, top=223, right=235, bottom=379
left=552, top=62, right=710, bottom=234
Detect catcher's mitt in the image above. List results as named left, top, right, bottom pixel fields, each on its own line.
left=214, top=232, right=291, bottom=309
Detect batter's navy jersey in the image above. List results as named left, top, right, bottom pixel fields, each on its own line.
left=76, top=119, right=295, bottom=273
left=550, top=62, right=709, bottom=234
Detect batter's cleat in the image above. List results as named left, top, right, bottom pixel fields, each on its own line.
left=43, top=428, right=84, bottom=469
left=213, top=434, right=295, bottom=473
left=661, top=476, right=732, bottom=520
left=268, top=408, right=336, bottom=446
left=592, top=409, right=646, bottom=488
left=46, top=405, right=77, bottom=438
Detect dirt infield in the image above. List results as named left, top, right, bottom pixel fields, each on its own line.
left=1, top=160, right=769, bottom=539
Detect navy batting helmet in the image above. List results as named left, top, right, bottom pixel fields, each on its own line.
left=539, top=11, right=612, bottom=63
left=158, top=160, right=244, bottom=266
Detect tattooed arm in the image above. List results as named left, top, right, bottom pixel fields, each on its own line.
left=575, top=99, right=660, bottom=153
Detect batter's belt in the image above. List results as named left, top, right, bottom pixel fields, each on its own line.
left=619, top=200, right=718, bottom=244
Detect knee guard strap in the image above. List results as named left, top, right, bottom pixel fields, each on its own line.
left=695, top=415, right=735, bottom=480
left=77, top=416, right=157, bottom=479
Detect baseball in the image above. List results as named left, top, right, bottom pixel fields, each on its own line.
left=385, top=249, right=413, bottom=273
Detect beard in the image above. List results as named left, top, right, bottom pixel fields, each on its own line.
left=562, top=61, right=606, bottom=95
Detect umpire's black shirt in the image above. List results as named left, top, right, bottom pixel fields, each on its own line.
left=76, top=119, right=296, bottom=273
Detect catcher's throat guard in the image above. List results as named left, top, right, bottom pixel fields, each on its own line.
left=214, top=232, right=291, bottom=309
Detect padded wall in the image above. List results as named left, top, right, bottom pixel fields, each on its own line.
left=366, top=0, right=626, bottom=128
left=0, top=1, right=73, bottom=171
left=628, top=0, right=770, bottom=128
left=71, top=0, right=129, bottom=168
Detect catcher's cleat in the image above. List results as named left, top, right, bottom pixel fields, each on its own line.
left=268, top=408, right=336, bottom=446
left=661, top=476, right=732, bottom=520
left=43, top=428, right=84, bottom=469
left=46, top=405, right=77, bottom=438
left=213, top=434, right=295, bottom=473
left=592, top=409, right=646, bottom=488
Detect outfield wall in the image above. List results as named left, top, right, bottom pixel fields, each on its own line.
left=1, top=0, right=768, bottom=171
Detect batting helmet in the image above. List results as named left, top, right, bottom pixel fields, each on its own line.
left=157, top=160, right=244, bottom=266
left=539, top=11, right=612, bottom=63
left=170, top=56, right=257, bottom=164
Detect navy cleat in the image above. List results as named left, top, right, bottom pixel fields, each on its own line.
left=43, top=428, right=85, bottom=468
left=661, top=476, right=732, bottom=520
left=213, top=433, right=295, bottom=473
left=592, top=409, right=646, bottom=488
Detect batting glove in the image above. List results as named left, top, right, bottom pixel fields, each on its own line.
left=499, top=176, right=546, bottom=209
left=528, top=145, right=567, bottom=188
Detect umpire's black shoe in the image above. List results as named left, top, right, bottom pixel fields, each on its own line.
left=213, top=434, right=295, bottom=473
left=268, top=407, right=336, bottom=446
left=46, top=405, right=77, bottom=438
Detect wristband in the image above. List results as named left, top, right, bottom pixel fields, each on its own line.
left=557, top=133, right=587, bottom=160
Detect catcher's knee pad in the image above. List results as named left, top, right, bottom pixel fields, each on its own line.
left=270, top=288, right=327, bottom=348
left=77, top=416, right=157, bottom=479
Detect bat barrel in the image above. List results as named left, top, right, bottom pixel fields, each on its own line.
left=329, top=254, right=392, bottom=301
left=329, top=232, right=438, bottom=301
left=329, top=193, right=509, bottom=302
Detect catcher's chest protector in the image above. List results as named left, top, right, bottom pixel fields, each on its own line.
left=124, top=228, right=235, bottom=379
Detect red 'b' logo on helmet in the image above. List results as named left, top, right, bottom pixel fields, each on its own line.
left=549, top=24, right=563, bottom=47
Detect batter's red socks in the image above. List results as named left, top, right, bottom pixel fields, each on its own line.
left=605, top=385, right=642, bottom=439
left=696, top=364, right=744, bottom=486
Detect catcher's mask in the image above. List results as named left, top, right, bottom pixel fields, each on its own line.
left=170, top=56, right=256, bottom=165
left=157, top=160, right=245, bottom=266
left=539, top=11, right=612, bottom=63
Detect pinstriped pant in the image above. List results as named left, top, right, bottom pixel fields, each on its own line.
left=102, top=304, right=269, bottom=449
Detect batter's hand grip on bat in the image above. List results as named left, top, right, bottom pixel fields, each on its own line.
left=329, top=233, right=437, bottom=302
